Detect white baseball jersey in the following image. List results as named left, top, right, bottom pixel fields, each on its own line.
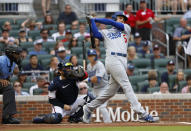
left=100, top=24, right=131, bottom=56
left=87, top=60, right=108, bottom=89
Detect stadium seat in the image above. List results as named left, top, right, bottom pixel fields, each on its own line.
left=23, top=82, right=36, bottom=90
left=184, top=69, right=191, bottom=76
left=43, top=41, right=56, bottom=50
left=56, top=36, right=65, bottom=41
left=11, top=25, right=20, bottom=30
left=15, top=18, right=27, bottom=25
left=50, top=30, right=57, bottom=35
left=168, top=74, right=177, bottom=89
left=77, top=58, right=83, bottom=66
left=33, top=88, right=44, bottom=95
left=154, top=58, right=169, bottom=69
left=71, top=29, right=79, bottom=34
left=20, top=42, right=34, bottom=49
left=28, top=30, right=40, bottom=39
left=157, top=68, right=167, bottom=83
left=43, top=24, right=57, bottom=30
left=0, top=18, right=14, bottom=25
left=100, top=48, right=106, bottom=54
left=178, top=81, right=187, bottom=92
left=9, top=30, right=19, bottom=37
left=71, top=47, right=83, bottom=55
left=38, top=54, right=53, bottom=61
left=148, top=87, right=160, bottom=93
left=10, top=76, right=18, bottom=83
left=66, top=24, right=71, bottom=30
left=21, top=58, right=30, bottom=68
left=85, top=42, right=91, bottom=48
left=129, top=75, right=148, bottom=92
left=79, top=17, right=87, bottom=23
left=21, top=88, right=29, bottom=93
left=77, top=36, right=85, bottom=42
left=0, top=43, right=6, bottom=51
left=137, top=80, right=149, bottom=93
left=132, top=58, right=151, bottom=69
left=41, top=58, right=51, bottom=70
left=63, top=41, right=70, bottom=47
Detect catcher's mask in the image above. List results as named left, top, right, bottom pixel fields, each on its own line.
left=58, top=62, right=73, bottom=77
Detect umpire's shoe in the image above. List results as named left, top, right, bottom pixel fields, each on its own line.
left=2, top=116, right=20, bottom=124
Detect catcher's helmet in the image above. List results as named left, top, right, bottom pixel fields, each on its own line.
left=87, top=49, right=97, bottom=61
left=113, top=12, right=127, bottom=21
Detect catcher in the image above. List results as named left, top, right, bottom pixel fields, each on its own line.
left=33, top=62, right=94, bottom=124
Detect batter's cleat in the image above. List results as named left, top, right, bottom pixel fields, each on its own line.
left=82, top=105, right=92, bottom=123
left=139, top=114, right=160, bottom=123
left=2, top=117, right=20, bottom=124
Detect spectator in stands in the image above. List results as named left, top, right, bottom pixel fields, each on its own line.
left=69, top=55, right=78, bottom=69
left=126, top=64, right=135, bottom=76
left=171, top=70, right=185, bottom=93
left=136, top=0, right=168, bottom=40
left=49, top=57, right=59, bottom=72
left=181, top=75, right=191, bottom=93
left=41, top=0, right=51, bottom=16
left=141, top=69, right=158, bottom=93
left=51, top=22, right=66, bottom=41
left=71, top=22, right=79, bottom=30
left=21, top=19, right=41, bottom=31
left=138, top=41, right=152, bottom=58
left=68, top=38, right=78, bottom=53
left=0, top=29, right=15, bottom=45
left=13, top=65, right=20, bottom=77
left=14, top=81, right=29, bottom=96
left=38, top=28, right=55, bottom=42
left=78, top=82, right=88, bottom=95
left=29, top=77, right=46, bottom=95
left=17, top=72, right=27, bottom=86
left=129, top=32, right=144, bottom=51
left=57, top=47, right=68, bottom=63
left=15, top=28, right=33, bottom=45
left=153, top=82, right=170, bottom=94
left=141, top=77, right=158, bottom=93
left=33, top=82, right=49, bottom=95
left=127, top=46, right=137, bottom=63
left=23, top=55, right=44, bottom=71
left=50, top=40, right=64, bottom=55
left=74, top=23, right=90, bottom=39
left=57, top=4, right=78, bottom=25
left=21, top=48, right=28, bottom=59
left=184, top=4, right=191, bottom=19
left=95, top=48, right=101, bottom=59
left=28, top=40, right=48, bottom=55
left=43, top=14, right=54, bottom=25
left=150, top=44, right=165, bottom=69
left=123, top=3, right=136, bottom=34
left=61, top=29, right=73, bottom=43
left=3, top=21, right=12, bottom=31
left=161, top=60, right=176, bottom=84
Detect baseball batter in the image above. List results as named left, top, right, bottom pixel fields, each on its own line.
left=83, top=12, right=159, bottom=123
left=87, top=49, right=111, bottom=123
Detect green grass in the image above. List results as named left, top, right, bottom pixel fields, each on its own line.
left=12, top=126, right=191, bottom=131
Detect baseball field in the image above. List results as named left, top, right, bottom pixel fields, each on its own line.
left=1, top=122, right=191, bottom=131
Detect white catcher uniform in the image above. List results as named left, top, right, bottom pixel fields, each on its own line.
left=87, top=60, right=111, bottom=123
left=86, top=22, right=146, bottom=115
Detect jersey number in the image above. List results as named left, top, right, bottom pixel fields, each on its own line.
left=123, top=34, right=127, bottom=43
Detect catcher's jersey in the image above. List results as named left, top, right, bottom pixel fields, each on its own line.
left=87, top=60, right=108, bottom=89
left=100, top=24, right=131, bottom=57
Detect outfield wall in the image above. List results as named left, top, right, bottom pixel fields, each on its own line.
left=0, top=94, right=191, bottom=123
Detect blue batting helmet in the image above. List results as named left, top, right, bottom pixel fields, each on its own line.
left=112, top=11, right=127, bottom=21
left=87, top=49, right=97, bottom=61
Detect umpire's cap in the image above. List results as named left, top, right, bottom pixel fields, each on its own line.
left=113, top=12, right=128, bottom=21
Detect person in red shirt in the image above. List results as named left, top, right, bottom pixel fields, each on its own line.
left=136, top=0, right=168, bottom=40
left=123, top=3, right=136, bottom=34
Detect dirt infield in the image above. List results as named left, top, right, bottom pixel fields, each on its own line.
left=1, top=122, right=191, bottom=131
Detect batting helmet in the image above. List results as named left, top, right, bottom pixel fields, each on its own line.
left=87, top=49, right=97, bottom=61
left=113, top=12, right=128, bottom=21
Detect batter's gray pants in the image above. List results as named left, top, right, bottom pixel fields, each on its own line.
left=87, top=56, right=145, bottom=114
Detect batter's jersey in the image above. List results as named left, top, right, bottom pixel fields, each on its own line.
left=87, top=60, right=108, bottom=89
left=99, top=24, right=131, bottom=57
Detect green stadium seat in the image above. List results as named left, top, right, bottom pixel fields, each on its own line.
left=33, top=88, right=44, bottom=95
left=21, top=88, right=29, bottom=93
left=71, top=29, right=79, bottom=34
left=129, top=75, right=148, bottom=92
left=137, top=80, right=149, bottom=93
left=38, top=54, right=53, bottom=61
left=0, top=43, right=6, bottom=51
left=28, top=30, right=40, bottom=39
left=77, top=36, right=85, bottom=42
left=66, top=24, right=71, bottom=30
left=9, top=30, right=19, bottom=37
left=43, top=41, right=56, bottom=50
left=157, top=68, right=167, bottom=83
left=23, top=82, right=36, bottom=89
left=79, top=18, right=87, bottom=23
left=11, top=25, right=20, bottom=30
left=21, top=58, right=30, bottom=68
left=148, top=87, right=160, bottom=93
left=85, top=42, right=91, bottom=48
left=20, top=42, right=34, bottom=49
left=184, top=69, right=191, bottom=76
left=132, top=58, right=151, bottom=69
left=64, top=41, right=70, bottom=47
left=154, top=58, right=169, bottom=69
left=10, top=76, right=18, bottom=83
left=49, top=71, right=55, bottom=81
left=56, top=36, right=65, bottom=41
left=71, top=47, right=83, bottom=55
left=100, top=48, right=106, bottom=54
left=178, top=81, right=187, bottom=92
left=41, top=58, right=51, bottom=69
left=0, top=18, right=14, bottom=25
left=43, top=24, right=57, bottom=30
left=50, top=30, right=57, bottom=35
left=15, top=18, right=27, bottom=25
left=77, top=58, right=83, bottom=66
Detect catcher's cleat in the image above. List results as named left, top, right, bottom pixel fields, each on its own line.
left=82, top=105, right=92, bottom=123
left=139, top=114, right=160, bottom=123
left=32, top=116, right=44, bottom=123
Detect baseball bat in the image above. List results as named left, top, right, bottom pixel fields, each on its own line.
left=82, top=40, right=86, bottom=70
left=86, top=16, right=96, bottom=49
